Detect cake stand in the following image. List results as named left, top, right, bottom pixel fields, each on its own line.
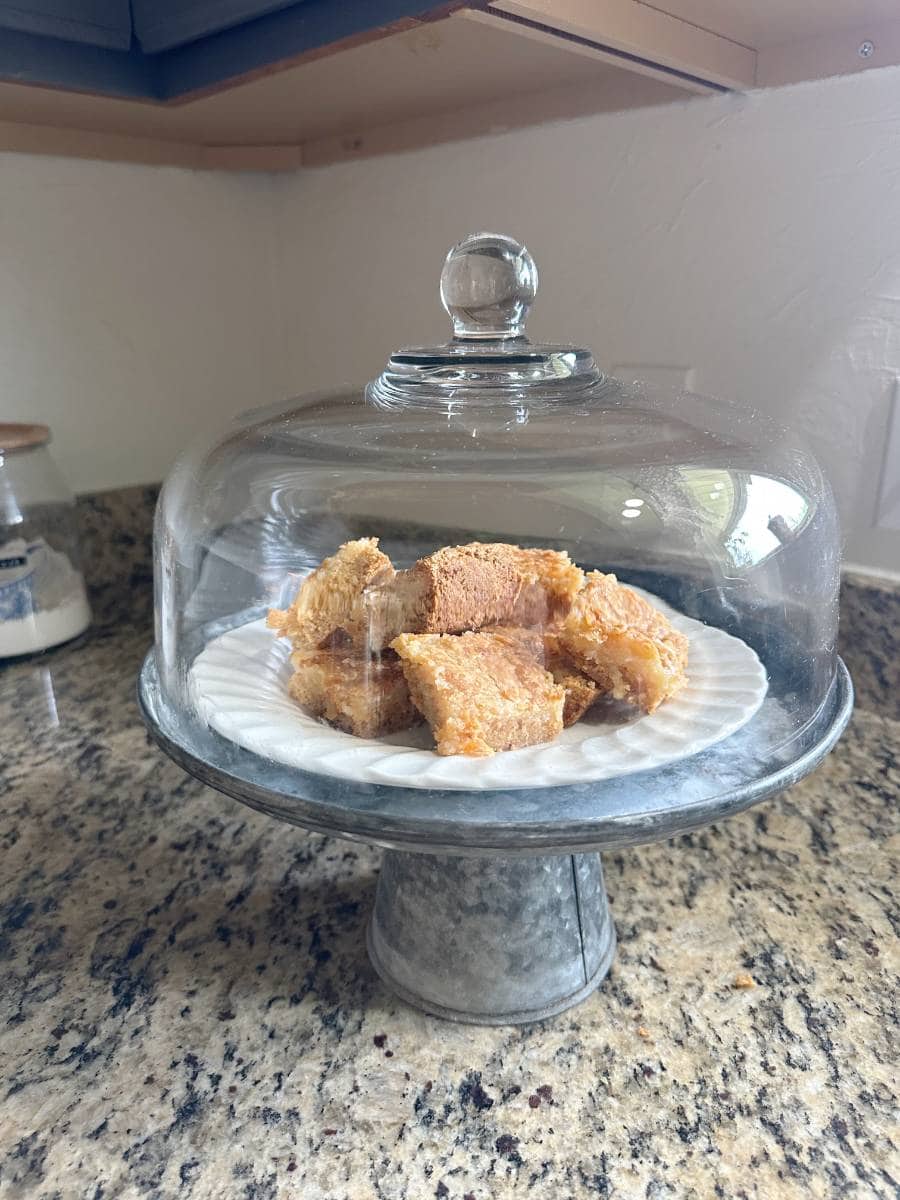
left=138, top=614, right=852, bottom=1026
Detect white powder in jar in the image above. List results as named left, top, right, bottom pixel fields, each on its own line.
left=0, top=590, right=91, bottom=656
left=0, top=537, right=91, bottom=657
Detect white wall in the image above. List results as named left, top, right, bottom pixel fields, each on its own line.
left=274, top=67, right=900, bottom=576
left=0, top=154, right=285, bottom=493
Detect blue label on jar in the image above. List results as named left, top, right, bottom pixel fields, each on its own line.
left=0, top=573, right=35, bottom=621
left=0, top=537, right=42, bottom=621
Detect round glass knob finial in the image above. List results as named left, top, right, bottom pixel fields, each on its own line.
left=440, top=232, right=538, bottom=340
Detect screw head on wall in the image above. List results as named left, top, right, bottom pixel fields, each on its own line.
left=858, top=39, right=875, bottom=58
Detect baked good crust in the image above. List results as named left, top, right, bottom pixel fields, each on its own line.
left=363, top=542, right=583, bottom=650
left=288, top=646, right=419, bottom=738
left=267, top=538, right=394, bottom=651
left=559, top=572, right=688, bottom=713
left=487, top=625, right=599, bottom=727
left=390, top=627, right=565, bottom=756
left=549, top=653, right=600, bottom=727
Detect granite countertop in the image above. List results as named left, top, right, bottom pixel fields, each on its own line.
left=1, top=495, right=898, bottom=1199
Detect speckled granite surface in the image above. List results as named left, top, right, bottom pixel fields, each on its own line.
left=0, top=489, right=897, bottom=1199
left=75, top=485, right=157, bottom=629
left=841, top=573, right=900, bottom=723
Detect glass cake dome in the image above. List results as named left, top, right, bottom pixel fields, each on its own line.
left=141, top=232, right=851, bottom=852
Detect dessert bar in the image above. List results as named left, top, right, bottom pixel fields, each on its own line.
left=268, top=537, right=393, bottom=651
left=363, top=542, right=583, bottom=650
left=288, top=646, right=419, bottom=738
left=559, top=572, right=688, bottom=713
left=391, top=627, right=565, bottom=756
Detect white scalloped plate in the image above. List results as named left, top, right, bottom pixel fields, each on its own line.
left=189, top=590, right=768, bottom=792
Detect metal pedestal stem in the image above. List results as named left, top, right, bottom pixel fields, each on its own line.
left=367, top=850, right=617, bottom=1025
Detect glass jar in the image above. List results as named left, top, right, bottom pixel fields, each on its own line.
left=0, top=423, right=91, bottom=658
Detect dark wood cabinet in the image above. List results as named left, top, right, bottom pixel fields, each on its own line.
left=0, top=0, right=130, bottom=49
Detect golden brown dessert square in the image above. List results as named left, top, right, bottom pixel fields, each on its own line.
left=487, top=625, right=598, bottom=727
left=362, top=542, right=583, bottom=650
left=390, top=628, right=565, bottom=756
left=510, top=547, right=587, bottom=622
left=288, top=647, right=419, bottom=738
left=559, top=572, right=688, bottom=713
left=268, top=538, right=394, bottom=651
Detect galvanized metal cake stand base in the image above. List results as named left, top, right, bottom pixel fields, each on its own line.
left=139, top=651, right=852, bottom=1026
left=367, top=851, right=615, bottom=1024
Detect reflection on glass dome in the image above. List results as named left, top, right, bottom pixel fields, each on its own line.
left=723, top=474, right=811, bottom=568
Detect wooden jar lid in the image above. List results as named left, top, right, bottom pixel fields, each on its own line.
left=0, top=423, right=50, bottom=452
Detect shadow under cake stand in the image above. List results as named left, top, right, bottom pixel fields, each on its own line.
left=139, top=619, right=852, bottom=1026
